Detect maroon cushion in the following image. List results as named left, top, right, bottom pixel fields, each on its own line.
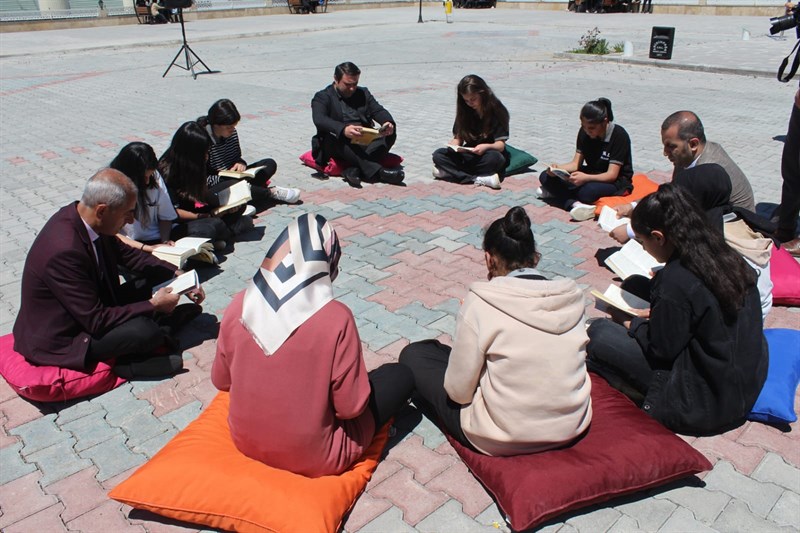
left=298, top=150, right=403, bottom=177
left=770, top=245, right=800, bottom=306
left=446, top=374, right=712, bottom=531
left=0, top=334, right=126, bottom=402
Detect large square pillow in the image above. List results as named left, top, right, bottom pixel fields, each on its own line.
left=299, top=150, right=404, bottom=177
left=0, top=334, right=126, bottom=402
left=110, top=392, right=389, bottom=533
left=748, top=328, right=800, bottom=424
left=770, top=245, right=800, bottom=306
left=593, top=174, right=659, bottom=216
left=504, top=144, right=538, bottom=176
left=445, top=374, right=712, bottom=531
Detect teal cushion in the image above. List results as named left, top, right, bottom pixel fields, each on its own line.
left=748, top=328, right=800, bottom=424
left=504, top=144, right=538, bottom=175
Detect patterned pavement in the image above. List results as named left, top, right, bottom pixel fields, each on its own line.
left=1, top=7, right=799, bottom=532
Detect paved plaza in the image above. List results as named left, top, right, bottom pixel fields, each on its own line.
left=1, top=7, right=799, bottom=532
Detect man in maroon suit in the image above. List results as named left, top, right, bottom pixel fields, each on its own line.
left=13, top=169, right=204, bottom=378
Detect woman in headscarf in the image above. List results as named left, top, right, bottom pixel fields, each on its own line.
left=212, top=213, right=413, bottom=477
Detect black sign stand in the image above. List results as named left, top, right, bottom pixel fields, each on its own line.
left=162, top=8, right=215, bottom=79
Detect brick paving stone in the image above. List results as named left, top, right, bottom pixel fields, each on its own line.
left=25, top=437, right=93, bottom=487
left=2, top=503, right=67, bottom=533
left=1, top=396, right=50, bottom=430
left=415, top=500, right=497, bottom=533
left=0, top=471, right=59, bottom=529
left=653, top=482, right=731, bottom=524
left=344, top=492, right=394, bottom=533
left=407, top=412, right=448, bottom=450
left=384, top=435, right=457, bottom=484
left=0, top=442, right=36, bottom=484
left=78, top=434, right=146, bottom=482
left=658, top=507, right=718, bottom=533
left=767, top=490, right=800, bottom=528
left=563, top=506, right=623, bottom=532
left=737, top=423, right=800, bottom=469
left=712, top=500, right=794, bottom=533
left=606, top=514, right=642, bottom=532
left=702, top=461, right=785, bottom=518
left=44, top=466, right=107, bottom=523
left=424, top=461, right=494, bottom=518
left=61, top=410, right=122, bottom=453
left=358, top=506, right=419, bottom=533
left=160, top=400, right=203, bottom=432
left=130, top=427, right=178, bottom=459
left=66, top=500, right=147, bottom=533
left=53, top=400, right=105, bottom=426
left=368, top=467, right=450, bottom=526
left=612, top=496, right=677, bottom=531
left=692, top=434, right=767, bottom=476
left=474, top=503, right=511, bottom=532
left=752, top=452, right=800, bottom=493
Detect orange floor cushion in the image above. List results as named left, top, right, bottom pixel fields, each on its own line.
left=594, top=174, right=659, bottom=216
left=110, top=392, right=389, bottom=533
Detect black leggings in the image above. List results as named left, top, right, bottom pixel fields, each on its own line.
left=367, top=363, right=415, bottom=428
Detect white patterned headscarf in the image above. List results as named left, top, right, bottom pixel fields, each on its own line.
left=241, top=213, right=341, bottom=355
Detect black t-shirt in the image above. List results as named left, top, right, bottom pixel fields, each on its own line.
left=576, top=122, right=633, bottom=192
left=453, top=114, right=510, bottom=148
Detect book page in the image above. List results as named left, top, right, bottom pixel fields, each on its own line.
left=213, top=181, right=252, bottom=215
left=548, top=166, right=571, bottom=181
left=447, top=144, right=475, bottom=153
left=597, top=206, right=629, bottom=232
left=591, top=285, right=649, bottom=316
left=173, top=237, right=209, bottom=250
left=351, top=128, right=381, bottom=146
left=152, top=270, right=200, bottom=296
left=605, top=240, right=663, bottom=280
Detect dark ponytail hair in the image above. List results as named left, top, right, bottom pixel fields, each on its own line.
left=110, top=142, right=158, bottom=226
left=483, top=206, right=540, bottom=271
left=632, top=184, right=755, bottom=321
left=159, top=121, right=211, bottom=201
left=580, top=97, right=614, bottom=123
left=197, top=99, right=241, bottom=128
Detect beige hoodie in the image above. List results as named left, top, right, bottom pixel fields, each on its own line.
left=444, top=275, right=592, bottom=456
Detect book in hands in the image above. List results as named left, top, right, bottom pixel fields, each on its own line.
left=212, top=180, right=252, bottom=216
left=547, top=166, right=572, bottom=181
left=152, top=269, right=200, bottom=297
left=605, top=240, right=664, bottom=280
left=446, top=144, right=476, bottom=153
left=152, top=237, right=214, bottom=268
left=351, top=123, right=389, bottom=146
left=591, top=285, right=650, bottom=317
left=217, top=164, right=268, bottom=180
left=597, top=205, right=630, bottom=232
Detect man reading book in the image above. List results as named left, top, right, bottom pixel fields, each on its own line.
left=13, top=169, right=205, bottom=379
left=311, top=61, right=404, bottom=188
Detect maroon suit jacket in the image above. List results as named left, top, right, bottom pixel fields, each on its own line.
left=13, top=202, right=177, bottom=370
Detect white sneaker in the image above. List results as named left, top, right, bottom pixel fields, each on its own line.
left=242, top=205, right=257, bottom=217
left=569, top=201, right=596, bottom=221
left=536, top=187, right=554, bottom=199
left=474, top=174, right=501, bottom=190
left=269, top=186, right=301, bottom=204
left=432, top=165, right=451, bottom=179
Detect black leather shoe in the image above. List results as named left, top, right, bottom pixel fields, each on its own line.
left=342, top=167, right=362, bottom=188
left=159, top=303, right=202, bottom=333
left=378, top=168, right=405, bottom=185
left=114, top=354, right=183, bottom=379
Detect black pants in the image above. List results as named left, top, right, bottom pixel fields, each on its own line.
left=777, top=100, right=800, bottom=241
left=539, top=170, right=620, bottom=210
left=397, top=340, right=475, bottom=450
left=586, top=319, right=654, bottom=404
left=367, top=363, right=415, bottom=429
left=432, top=148, right=506, bottom=184
left=329, top=134, right=396, bottom=180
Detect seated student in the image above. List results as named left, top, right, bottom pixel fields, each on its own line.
left=12, top=169, right=205, bottom=379
left=399, top=206, right=592, bottom=456
left=160, top=121, right=251, bottom=252
left=431, top=75, right=510, bottom=190
left=586, top=185, right=768, bottom=435
left=211, top=214, right=414, bottom=478
left=539, top=98, right=633, bottom=221
left=199, top=99, right=301, bottom=205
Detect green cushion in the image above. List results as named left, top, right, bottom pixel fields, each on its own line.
left=505, top=144, right=538, bottom=175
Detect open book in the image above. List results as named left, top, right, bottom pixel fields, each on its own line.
left=351, top=123, right=389, bottom=146
left=446, top=144, right=476, bottom=153
left=597, top=205, right=630, bottom=232
left=217, top=164, right=268, bottom=180
left=213, top=180, right=252, bottom=216
left=152, top=269, right=200, bottom=297
left=152, top=237, right=213, bottom=268
left=547, top=166, right=571, bottom=181
left=591, top=285, right=650, bottom=317
left=605, top=240, right=664, bottom=280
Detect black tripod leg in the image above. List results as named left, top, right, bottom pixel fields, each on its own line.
left=163, top=44, right=186, bottom=77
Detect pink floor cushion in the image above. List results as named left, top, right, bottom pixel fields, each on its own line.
left=445, top=374, right=712, bottom=531
left=0, top=334, right=125, bottom=402
left=748, top=329, right=800, bottom=424
left=299, top=150, right=404, bottom=177
left=770, top=245, right=800, bottom=306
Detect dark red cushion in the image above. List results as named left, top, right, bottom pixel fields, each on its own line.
left=446, top=374, right=712, bottom=531
left=298, top=150, right=403, bottom=177
left=0, top=334, right=126, bottom=402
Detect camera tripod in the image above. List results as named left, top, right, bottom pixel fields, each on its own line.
left=162, top=8, right=215, bottom=79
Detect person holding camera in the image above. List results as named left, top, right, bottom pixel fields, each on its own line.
left=775, top=88, right=800, bottom=256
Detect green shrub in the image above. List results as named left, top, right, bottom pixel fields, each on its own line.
left=613, top=41, right=625, bottom=53
left=570, top=27, right=611, bottom=55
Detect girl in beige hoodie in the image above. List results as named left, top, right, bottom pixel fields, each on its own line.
left=399, top=207, right=593, bottom=456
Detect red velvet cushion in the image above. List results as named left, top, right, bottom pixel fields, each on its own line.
left=0, top=334, right=125, bottom=402
left=446, top=375, right=712, bottom=531
left=298, top=150, right=403, bottom=177
left=770, top=245, right=800, bottom=306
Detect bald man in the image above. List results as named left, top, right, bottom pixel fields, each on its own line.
left=13, top=169, right=204, bottom=379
